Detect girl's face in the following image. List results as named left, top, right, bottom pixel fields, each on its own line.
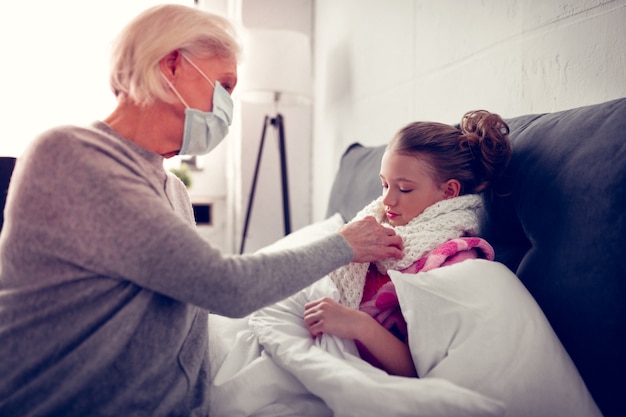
left=379, top=150, right=455, bottom=227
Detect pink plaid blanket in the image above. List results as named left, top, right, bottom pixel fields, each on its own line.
left=359, top=237, right=495, bottom=343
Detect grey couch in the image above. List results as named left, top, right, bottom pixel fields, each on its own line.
left=327, top=98, right=626, bottom=417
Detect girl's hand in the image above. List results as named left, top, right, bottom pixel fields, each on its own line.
left=304, top=296, right=418, bottom=377
left=303, top=296, right=372, bottom=339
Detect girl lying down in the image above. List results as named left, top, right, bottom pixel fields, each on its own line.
left=209, top=110, right=601, bottom=417
left=304, top=109, right=510, bottom=377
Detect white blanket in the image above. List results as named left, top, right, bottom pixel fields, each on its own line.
left=209, top=276, right=505, bottom=417
left=208, top=215, right=600, bottom=417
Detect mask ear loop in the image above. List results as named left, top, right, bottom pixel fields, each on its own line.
left=180, top=52, right=217, bottom=88
left=160, top=72, right=190, bottom=109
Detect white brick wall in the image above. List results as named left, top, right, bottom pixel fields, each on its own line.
left=311, top=0, right=626, bottom=220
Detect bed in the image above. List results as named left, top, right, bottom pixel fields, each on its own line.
left=207, top=98, right=626, bottom=417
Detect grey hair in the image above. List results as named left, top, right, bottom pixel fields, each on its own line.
left=109, top=4, right=241, bottom=106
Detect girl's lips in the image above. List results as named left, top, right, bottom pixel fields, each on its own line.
left=386, top=211, right=399, bottom=219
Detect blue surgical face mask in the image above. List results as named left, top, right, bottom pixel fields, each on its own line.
left=162, top=53, right=234, bottom=156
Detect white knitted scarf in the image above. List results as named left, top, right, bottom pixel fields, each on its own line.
left=330, top=194, right=484, bottom=309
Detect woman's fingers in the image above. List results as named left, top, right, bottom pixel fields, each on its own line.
left=338, top=216, right=404, bottom=263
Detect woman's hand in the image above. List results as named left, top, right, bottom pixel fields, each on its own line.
left=303, top=296, right=372, bottom=340
left=338, top=216, right=404, bottom=263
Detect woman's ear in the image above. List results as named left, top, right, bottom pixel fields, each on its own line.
left=443, top=179, right=461, bottom=199
left=160, top=50, right=182, bottom=80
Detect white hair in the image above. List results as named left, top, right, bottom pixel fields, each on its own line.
left=109, top=4, right=241, bottom=106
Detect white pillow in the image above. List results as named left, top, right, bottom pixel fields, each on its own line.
left=389, top=260, right=602, bottom=417
left=256, top=212, right=345, bottom=253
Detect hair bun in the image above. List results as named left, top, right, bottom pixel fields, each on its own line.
left=459, top=110, right=512, bottom=192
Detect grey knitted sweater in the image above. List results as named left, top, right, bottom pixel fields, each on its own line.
left=0, top=122, right=352, bottom=417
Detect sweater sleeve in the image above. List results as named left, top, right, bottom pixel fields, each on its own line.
left=4, top=127, right=353, bottom=317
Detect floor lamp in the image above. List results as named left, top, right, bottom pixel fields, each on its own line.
left=238, top=29, right=312, bottom=254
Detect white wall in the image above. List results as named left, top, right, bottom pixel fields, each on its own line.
left=0, top=0, right=192, bottom=158
left=4, top=0, right=623, bottom=254
left=311, top=0, right=626, bottom=221
left=234, top=0, right=314, bottom=253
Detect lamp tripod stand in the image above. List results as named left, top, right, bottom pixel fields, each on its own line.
left=239, top=113, right=292, bottom=254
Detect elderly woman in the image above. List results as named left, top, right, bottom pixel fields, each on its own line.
left=0, top=5, right=402, bottom=416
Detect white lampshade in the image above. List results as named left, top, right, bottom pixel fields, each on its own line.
left=238, top=28, right=312, bottom=106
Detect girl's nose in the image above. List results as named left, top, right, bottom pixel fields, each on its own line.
left=382, top=190, right=395, bottom=207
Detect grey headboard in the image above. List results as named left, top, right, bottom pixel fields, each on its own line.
left=326, top=143, right=386, bottom=221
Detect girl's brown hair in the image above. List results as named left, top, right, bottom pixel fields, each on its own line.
left=387, top=110, right=512, bottom=195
